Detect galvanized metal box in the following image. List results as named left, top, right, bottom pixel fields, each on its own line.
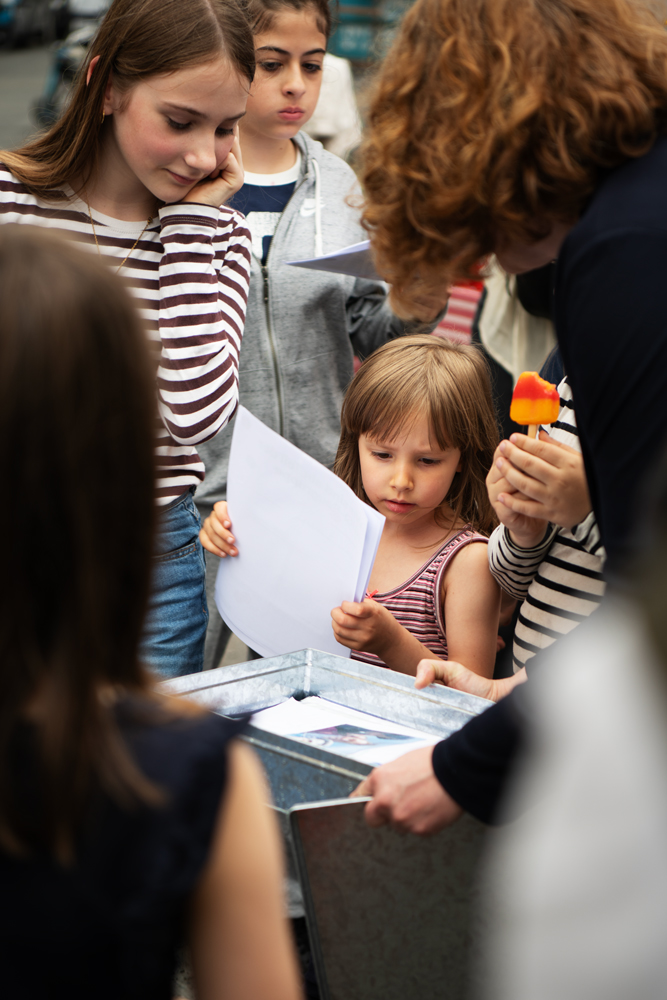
left=165, top=649, right=493, bottom=1000
left=164, top=647, right=490, bottom=805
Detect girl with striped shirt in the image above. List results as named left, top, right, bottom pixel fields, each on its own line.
left=487, top=376, right=605, bottom=673
left=0, top=0, right=255, bottom=677
left=416, top=375, right=605, bottom=702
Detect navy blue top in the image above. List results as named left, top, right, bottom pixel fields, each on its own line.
left=229, top=181, right=296, bottom=263
left=433, top=136, right=667, bottom=822
left=555, top=135, right=667, bottom=576
left=0, top=699, right=245, bottom=999
left=539, top=345, right=564, bottom=387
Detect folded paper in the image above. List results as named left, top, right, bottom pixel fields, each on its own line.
left=215, top=407, right=385, bottom=657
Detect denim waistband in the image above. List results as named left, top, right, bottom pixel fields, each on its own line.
left=161, top=485, right=197, bottom=511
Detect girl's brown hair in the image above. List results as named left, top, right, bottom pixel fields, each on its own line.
left=2, top=0, right=255, bottom=198
left=359, top=0, right=667, bottom=315
left=246, top=0, right=334, bottom=39
left=334, top=335, right=499, bottom=535
left=0, top=226, right=161, bottom=861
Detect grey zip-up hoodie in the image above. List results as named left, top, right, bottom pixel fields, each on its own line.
left=196, top=132, right=413, bottom=508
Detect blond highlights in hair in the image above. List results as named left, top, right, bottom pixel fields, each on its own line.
left=359, top=0, right=667, bottom=314
left=334, top=335, right=498, bottom=535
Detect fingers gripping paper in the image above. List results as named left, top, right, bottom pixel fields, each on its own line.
left=215, top=407, right=385, bottom=658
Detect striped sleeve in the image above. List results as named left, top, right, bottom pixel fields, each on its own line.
left=568, top=509, right=603, bottom=553
left=488, top=524, right=558, bottom=600
left=514, top=529, right=605, bottom=672
left=512, top=378, right=606, bottom=671
left=156, top=202, right=251, bottom=447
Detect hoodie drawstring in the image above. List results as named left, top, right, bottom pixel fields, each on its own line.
left=312, top=156, right=323, bottom=257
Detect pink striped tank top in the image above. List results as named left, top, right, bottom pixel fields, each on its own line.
left=351, top=527, right=488, bottom=668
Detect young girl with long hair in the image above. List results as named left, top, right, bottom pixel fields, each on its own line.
left=202, top=335, right=501, bottom=676
left=0, top=0, right=255, bottom=678
left=195, top=0, right=447, bottom=670
left=330, top=335, right=500, bottom=675
left=0, top=225, right=300, bottom=999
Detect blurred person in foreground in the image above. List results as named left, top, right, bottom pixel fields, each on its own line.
left=0, top=226, right=301, bottom=1000
left=352, top=0, right=667, bottom=830
left=476, top=455, right=667, bottom=999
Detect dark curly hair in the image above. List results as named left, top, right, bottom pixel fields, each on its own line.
left=360, top=0, right=667, bottom=314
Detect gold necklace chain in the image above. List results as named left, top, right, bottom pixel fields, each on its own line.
left=86, top=200, right=152, bottom=273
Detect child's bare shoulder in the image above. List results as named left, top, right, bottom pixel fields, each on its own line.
left=444, top=536, right=491, bottom=578
left=441, top=539, right=497, bottom=608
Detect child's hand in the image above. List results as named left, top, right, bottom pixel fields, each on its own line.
left=487, top=443, right=548, bottom=548
left=183, top=133, right=244, bottom=208
left=199, top=501, right=238, bottom=558
left=405, top=289, right=451, bottom=323
left=330, top=598, right=400, bottom=656
left=415, top=658, right=497, bottom=699
left=416, top=658, right=527, bottom=702
left=389, top=287, right=440, bottom=322
left=492, top=431, right=592, bottom=531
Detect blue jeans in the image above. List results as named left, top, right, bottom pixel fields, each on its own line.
left=140, top=487, right=208, bottom=679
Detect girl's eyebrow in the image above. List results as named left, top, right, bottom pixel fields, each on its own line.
left=369, top=435, right=451, bottom=453
left=256, top=45, right=326, bottom=56
left=162, top=102, right=246, bottom=123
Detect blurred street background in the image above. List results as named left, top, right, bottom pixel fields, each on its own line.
left=0, top=42, right=52, bottom=148
left=0, top=0, right=408, bottom=150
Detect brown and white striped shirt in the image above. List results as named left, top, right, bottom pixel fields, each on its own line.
left=487, top=378, right=606, bottom=672
left=0, top=165, right=251, bottom=504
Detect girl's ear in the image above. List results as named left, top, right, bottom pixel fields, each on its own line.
left=87, top=55, right=115, bottom=115
left=86, top=55, right=100, bottom=86
left=102, top=74, right=115, bottom=116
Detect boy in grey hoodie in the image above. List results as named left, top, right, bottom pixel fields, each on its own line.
left=197, top=132, right=430, bottom=668
left=197, top=2, right=443, bottom=669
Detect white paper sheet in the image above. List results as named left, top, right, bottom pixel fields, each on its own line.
left=252, top=696, right=439, bottom=766
left=285, top=240, right=382, bottom=281
left=215, top=407, right=385, bottom=658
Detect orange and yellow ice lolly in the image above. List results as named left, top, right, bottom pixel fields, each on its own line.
left=510, top=371, right=559, bottom=438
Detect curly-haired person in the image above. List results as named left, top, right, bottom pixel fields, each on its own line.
left=353, top=0, right=667, bottom=832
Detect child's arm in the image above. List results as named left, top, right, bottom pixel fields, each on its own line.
left=487, top=521, right=557, bottom=602
left=347, top=282, right=448, bottom=360
left=189, top=742, right=302, bottom=1000
left=199, top=501, right=238, bottom=558
left=440, top=542, right=501, bottom=678
left=330, top=599, right=445, bottom=676
left=155, top=199, right=250, bottom=449
left=414, top=657, right=526, bottom=702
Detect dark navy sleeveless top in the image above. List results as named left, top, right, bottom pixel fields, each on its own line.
left=0, top=698, right=245, bottom=999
